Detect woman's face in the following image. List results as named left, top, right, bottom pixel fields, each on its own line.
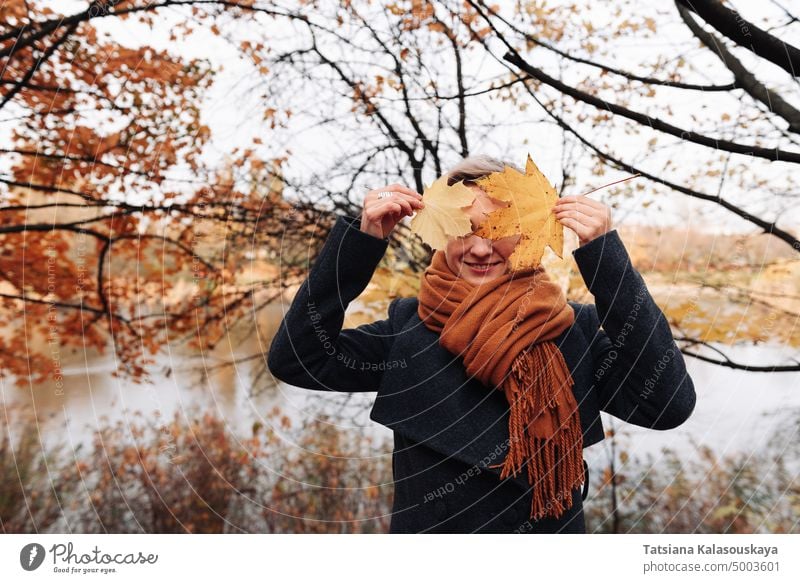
left=445, top=185, right=521, bottom=286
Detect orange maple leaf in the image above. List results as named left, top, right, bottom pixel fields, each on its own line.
left=473, top=153, right=563, bottom=270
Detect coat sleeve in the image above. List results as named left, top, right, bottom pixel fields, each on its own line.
left=571, top=229, right=697, bottom=430
left=267, top=214, right=401, bottom=392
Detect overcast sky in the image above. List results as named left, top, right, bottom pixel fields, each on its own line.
left=11, top=1, right=800, bottom=237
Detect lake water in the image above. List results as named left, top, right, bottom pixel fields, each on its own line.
left=3, top=303, right=798, bottom=472
left=597, top=341, right=800, bottom=468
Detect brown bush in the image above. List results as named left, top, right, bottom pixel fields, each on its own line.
left=5, top=400, right=796, bottom=533
left=584, top=421, right=800, bottom=533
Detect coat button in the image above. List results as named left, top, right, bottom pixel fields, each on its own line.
left=433, top=500, right=448, bottom=521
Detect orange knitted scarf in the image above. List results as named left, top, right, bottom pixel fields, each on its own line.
left=417, top=250, right=585, bottom=521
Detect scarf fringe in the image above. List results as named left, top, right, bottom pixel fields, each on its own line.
left=488, top=342, right=584, bottom=521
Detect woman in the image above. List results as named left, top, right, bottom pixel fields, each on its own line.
left=267, top=154, right=696, bottom=534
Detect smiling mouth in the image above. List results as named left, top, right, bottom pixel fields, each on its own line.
left=464, top=260, right=502, bottom=271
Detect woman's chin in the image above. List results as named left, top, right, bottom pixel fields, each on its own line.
left=459, top=268, right=504, bottom=285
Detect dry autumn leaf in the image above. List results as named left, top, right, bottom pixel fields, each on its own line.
left=409, top=175, right=475, bottom=249
left=474, top=153, right=563, bottom=270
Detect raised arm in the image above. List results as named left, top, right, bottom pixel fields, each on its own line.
left=571, top=229, right=696, bottom=430
left=267, top=214, right=398, bottom=392
left=267, top=184, right=424, bottom=392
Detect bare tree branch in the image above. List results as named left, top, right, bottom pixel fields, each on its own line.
left=502, top=50, right=800, bottom=163
left=522, top=80, right=800, bottom=251
left=677, top=2, right=800, bottom=133
left=463, top=1, right=800, bottom=163
left=469, top=0, right=738, bottom=92
left=677, top=0, right=800, bottom=76
left=676, top=337, right=800, bottom=371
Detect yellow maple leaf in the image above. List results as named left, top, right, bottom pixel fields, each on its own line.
left=409, top=175, right=475, bottom=250
left=473, top=153, right=563, bottom=270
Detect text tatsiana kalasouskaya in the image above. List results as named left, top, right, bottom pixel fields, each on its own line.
left=643, top=544, right=778, bottom=558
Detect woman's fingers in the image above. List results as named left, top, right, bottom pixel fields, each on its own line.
left=554, top=206, right=598, bottom=221
left=385, top=184, right=424, bottom=200
left=554, top=194, right=604, bottom=210
left=361, top=185, right=425, bottom=238
left=368, top=186, right=423, bottom=204
left=371, top=189, right=424, bottom=214
left=553, top=193, right=613, bottom=246
left=554, top=198, right=597, bottom=217
left=557, top=216, right=593, bottom=241
left=364, top=189, right=421, bottom=221
left=394, top=193, right=424, bottom=211
left=387, top=198, right=413, bottom=217
left=384, top=188, right=424, bottom=209
left=554, top=196, right=610, bottom=223
left=365, top=200, right=403, bottom=222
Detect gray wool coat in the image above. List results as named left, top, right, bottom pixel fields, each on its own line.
left=267, top=214, right=697, bottom=534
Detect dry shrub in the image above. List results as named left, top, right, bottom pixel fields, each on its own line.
left=1, top=403, right=72, bottom=533
left=7, top=400, right=795, bottom=533
left=65, top=409, right=264, bottom=533
left=261, top=412, right=393, bottom=533
left=585, top=419, right=800, bottom=533
left=4, top=403, right=392, bottom=533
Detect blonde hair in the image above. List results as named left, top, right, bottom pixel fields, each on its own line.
left=445, top=154, right=523, bottom=186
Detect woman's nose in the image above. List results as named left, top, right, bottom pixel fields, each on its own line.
left=468, top=236, right=494, bottom=256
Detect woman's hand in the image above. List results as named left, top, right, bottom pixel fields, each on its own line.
left=552, top=194, right=613, bottom=247
left=361, top=184, right=424, bottom=240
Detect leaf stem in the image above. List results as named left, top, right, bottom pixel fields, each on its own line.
left=575, top=173, right=642, bottom=197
